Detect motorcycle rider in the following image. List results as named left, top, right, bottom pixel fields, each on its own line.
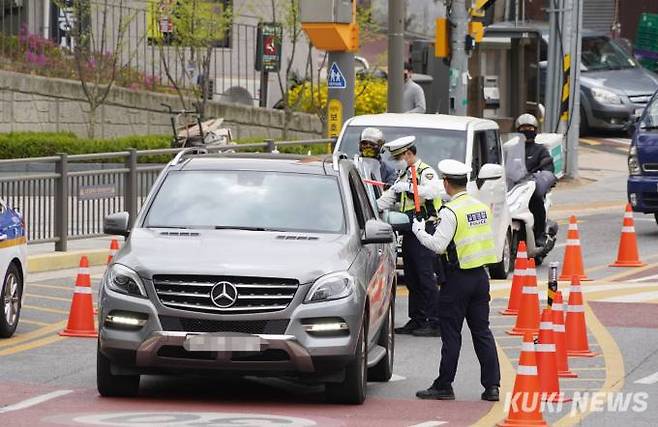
left=359, top=127, right=397, bottom=187
left=515, top=113, right=555, bottom=247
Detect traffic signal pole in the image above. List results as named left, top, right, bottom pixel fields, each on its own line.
left=449, top=0, right=470, bottom=115
left=387, top=0, right=405, bottom=113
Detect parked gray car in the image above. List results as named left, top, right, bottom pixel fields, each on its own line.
left=97, top=152, right=398, bottom=404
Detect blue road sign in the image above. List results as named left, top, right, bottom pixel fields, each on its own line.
left=328, top=62, right=346, bottom=89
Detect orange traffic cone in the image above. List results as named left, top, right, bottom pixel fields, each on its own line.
left=107, top=239, right=119, bottom=265
left=498, top=333, right=548, bottom=427
left=537, top=309, right=571, bottom=403
left=565, top=276, right=597, bottom=357
left=610, top=204, right=645, bottom=267
left=559, top=216, right=589, bottom=281
left=59, top=256, right=97, bottom=338
left=507, top=258, right=540, bottom=336
left=501, top=241, right=528, bottom=316
left=552, top=291, right=577, bottom=378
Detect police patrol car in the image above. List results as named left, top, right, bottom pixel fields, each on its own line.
left=0, top=197, right=27, bottom=338
left=334, top=113, right=514, bottom=279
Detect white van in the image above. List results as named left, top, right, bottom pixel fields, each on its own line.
left=334, top=113, right=514, bottom=279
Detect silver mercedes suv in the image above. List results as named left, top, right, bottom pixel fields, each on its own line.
left=98, top=151, right=399, bottom=404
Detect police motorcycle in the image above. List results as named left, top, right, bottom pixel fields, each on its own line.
left=504, top=135, right=559, bottom=265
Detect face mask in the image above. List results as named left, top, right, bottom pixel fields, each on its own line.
left=521, top=129, right=537, bottom=141
left=392, top=159, right=407, bottom=170
left=360, top=142, right=379, bottom=159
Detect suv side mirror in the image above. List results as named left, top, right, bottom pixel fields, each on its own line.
left=362, top=219, right=394, bottom=244
left=381, top=210, right=411, bottom=233
left=478, top=163, right=504, bottom=181
left=104, top=212, right=130, bottom=237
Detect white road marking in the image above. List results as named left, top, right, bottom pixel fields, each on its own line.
left=635, top=372, right=658, bottom=385
left=0, top=390, right=73, bottom=414
left=390, top=373, right=406, bottom=382
left=629, top=274, right=658, bottom=283
left=596, top=290, right=658, bottom=303
left=408, top=421, right=449, bottom=427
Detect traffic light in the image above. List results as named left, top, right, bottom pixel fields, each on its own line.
left=300, top=0, right=359, bottom=52
left=469, top=0, right=496, bottom=18
left=435, top=18, right=450, bottom=58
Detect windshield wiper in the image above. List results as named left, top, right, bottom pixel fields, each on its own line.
left=214, top=226, right=283, bottom=232
left=640, top=126, right=658, bottom=131
left=147, top=225, right=192, bottom=229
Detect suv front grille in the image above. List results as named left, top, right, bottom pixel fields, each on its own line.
left=159, top=316, right=290, bottom=334
left=152, top=275, right=299, bottom=314
left=629, top=95, right=652, bottom=105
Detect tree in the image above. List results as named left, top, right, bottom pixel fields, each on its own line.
left=58, top=0, right=138, bottom=139
left=152, top=0, right=232, bottom=119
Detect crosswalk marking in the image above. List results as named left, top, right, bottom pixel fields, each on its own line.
left=0, top=390, right=73, bottom=413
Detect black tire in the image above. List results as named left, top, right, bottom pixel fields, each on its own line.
left=0, top=263, right=22, bottom=338
left=326, top=314, right=368, bottom=404
left=97, top=344, right=140, bottom=397
left=368, top=289, right=395, bottom=382
left=489, top=231, right=512, bottom=280
left=580, top=107, right=591, bottom=137
left=654, top=213, right=658, bottom=225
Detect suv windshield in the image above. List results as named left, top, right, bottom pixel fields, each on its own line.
left=642, top=95, right=658, bottom=129
left=340, top=126, right=467, bottom=168
left=581, top=36, right=638, bottom=72
left=144, top=171, right=345, bottom=233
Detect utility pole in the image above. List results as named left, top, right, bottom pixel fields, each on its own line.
left=449, top=0, right=470, bottom=115
left=388, top=0, right=405, bottom=113
left=545, top=0, right=564, bottom=132
left=566, top=0, right=583, bottom=178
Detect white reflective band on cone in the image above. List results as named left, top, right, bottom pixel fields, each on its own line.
left=567, top=239, right=580, bottom=246
left=535, top=343, right=556, bottom=352
left=567, top=305, right=585, bottom=312
left=570, top=286, right=582, bottom=293
left=78, top=268, right=90, bottom=275
left=517, top=251, right=528, bottom=258
left=568, top=223, right=579, bottom=230
left=526, top=268, right=537, bottom=276
left=540, top=322, right=553, bottom=329
left=514, top=270, right=527, bottom=277
left=75, top=286, right=92, bottom=294
left=553, top=324, right=566, bottom=332
left=624, top=212, right=634, bottom=219
left=522, top=286, right=538, bottom=294
left=517, top=365, right=538, bottom=376
left=622, top=226, right=635, bottom=233
left=553, top=303, right=564, bottom=312
left=521, top=342, right=535, bottom=352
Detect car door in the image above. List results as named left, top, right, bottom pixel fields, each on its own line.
left=467, top=129, right=510, bottom=258
left=348, top=170, right=387, bottom=341
left=0, top=199, right=12, bottom=290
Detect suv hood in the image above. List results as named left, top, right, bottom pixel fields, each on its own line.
left=117, top=228, right=358, bottom=284
left=581, top=68, right=658, bottom=97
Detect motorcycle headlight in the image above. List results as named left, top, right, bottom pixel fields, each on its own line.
left=628, top=146, right=641, bottom=175
left=304, top=272, right=355, bottom=303
left=591, top=87, right=622, bottom=105
left=105, top=264, right=147, bottom=298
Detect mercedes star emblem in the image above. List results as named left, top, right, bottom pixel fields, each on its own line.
left=210, top=281, right=239, bottom=308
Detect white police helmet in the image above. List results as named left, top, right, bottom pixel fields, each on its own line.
left=360, top=127, right=385, bottom=145
left=515, top=113, right=539, bottom=129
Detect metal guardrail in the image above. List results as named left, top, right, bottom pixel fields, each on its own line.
left=0, top=139, right=334, bottom=251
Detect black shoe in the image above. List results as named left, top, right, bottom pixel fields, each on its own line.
left=395, top=320, right=422, bottom=335
left=481, top=386, right=500, bottom=401
left=416, top=384, right=455, bottom=400
left=411, top=325, right=441, bottom=337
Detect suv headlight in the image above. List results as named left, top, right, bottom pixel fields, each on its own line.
left=105, top=264, right=147, bottom=298
left=591, top=87, right=622, bottom=105
left=628, top=146, right=641, bottom=175
left=304, top=272, right=354, bottom=303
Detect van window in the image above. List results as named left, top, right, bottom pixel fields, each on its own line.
left=472, top=131, right=487, bottom=178
left=642, top=97, right=658, bottom=129
left=485, top=130, right=501, bottom=165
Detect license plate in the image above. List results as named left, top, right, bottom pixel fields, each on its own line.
left=183, top=334, right=262, bottom=352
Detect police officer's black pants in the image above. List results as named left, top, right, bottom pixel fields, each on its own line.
left=401, top=225, right=440, bottom=326
left=435, top=266, right=500, bottom=388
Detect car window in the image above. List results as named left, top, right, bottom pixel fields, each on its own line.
left=352, top=171, right=375, bottom=221
left=642, top=95, right=658, bottom=129
left=144, top=171, right=346, bottom=234
left=581, top=36, right=638, bottom=71
left=348, top=173, right=367, bottom=230
left=485, top=130, right=502, bottom=165
left=472, top=131, right=487, bottom=178
left=340, top=126, right=467, bottom=169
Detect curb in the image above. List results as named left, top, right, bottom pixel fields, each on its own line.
left=27, top=249, right=109, bottom=273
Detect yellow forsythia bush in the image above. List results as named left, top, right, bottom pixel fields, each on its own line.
left=288, top=78, right=388, bottom=116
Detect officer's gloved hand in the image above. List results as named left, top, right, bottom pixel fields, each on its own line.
left=412, top=218, right=425, bottom=235
left=391, top=181, right=411, bottom=193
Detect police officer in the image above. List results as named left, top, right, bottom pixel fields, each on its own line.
left=412, top=159, right=500, bottom=401
left=377, top=136, right=442, bottom=337
left=359, top=127, right=397, bottom=186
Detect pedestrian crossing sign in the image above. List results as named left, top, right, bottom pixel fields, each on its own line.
left=328, top=62, right=346, bottom=89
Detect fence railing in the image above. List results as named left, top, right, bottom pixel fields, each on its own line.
left=0, top=139, right=334, bottom=251
left=0, top=0, right=261, bottom=103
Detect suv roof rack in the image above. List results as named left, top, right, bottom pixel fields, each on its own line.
left=172, top=147, right=208, bottom=165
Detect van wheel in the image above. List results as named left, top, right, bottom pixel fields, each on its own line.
left=369, top=290, right=395, bottom=382
left=326, top=314, right=368, bottom=404
left=97, top=344, right=140, bottom=397
left=489, top=231, right=512, bottom=280
left=0, top=263, right=22, bottom=338
left=654, top=213, right=658, bottom=225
